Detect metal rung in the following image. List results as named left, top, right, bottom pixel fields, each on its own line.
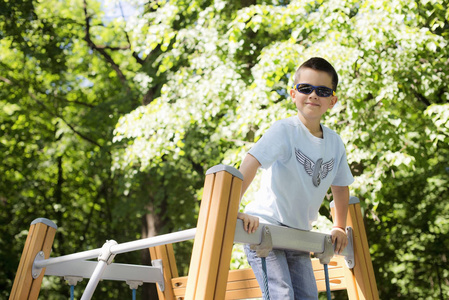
left=44, top=260, right=163, bottom=283
left=234, top=219, right=354, bottom=267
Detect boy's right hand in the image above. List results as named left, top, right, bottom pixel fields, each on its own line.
left=237, top=212, right=259, bottom=233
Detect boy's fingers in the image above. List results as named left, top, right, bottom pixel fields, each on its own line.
left=249, top=221, right=254, bottom=233
left=332, top=232, right=348, bottom=254
left=253, top=219, right=259, bottom=233
left=251, top=222, right=258, bottom=233
left=243, top=219, right=249, bottom=232
left=334, top=239, right=341, bottom=254
left=241, top=216, right=259, bottom=233
left=337, top=237, right=348, bottom=254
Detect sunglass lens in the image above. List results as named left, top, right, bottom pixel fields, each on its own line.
left=297, top=84, right=313, bottom=94
left=316, top=87, right=332, bottom=97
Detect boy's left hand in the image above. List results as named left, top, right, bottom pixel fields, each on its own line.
left=331, top=227, right=348, bottom=254
left=237, top=212, right=259, bottom=233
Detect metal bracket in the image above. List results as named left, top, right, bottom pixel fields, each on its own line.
left=98, top=240, right=117, bottom=264
left=344, top=227, right=355, bottom=269
left=314, top=227, right=355, bottom=268
left=126, top=280, right=143, bottom=290
left=32, top=251, right=45, bottom=279
left=151, top=259, right=165, bottom=292
left=65, top=276, right=83, bottom=286
left=250, top=226, right=273, bottom=258
left=315, top=235, right=334, bottom=265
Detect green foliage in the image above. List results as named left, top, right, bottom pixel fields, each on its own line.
left=114, top=0, right=449, bottom=299
left=1, top=0, right=144, bottom=298
left=1, top=0, right=449, bottom=299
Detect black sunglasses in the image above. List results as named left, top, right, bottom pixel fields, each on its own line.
left=293, top=83, right=335, bottom=97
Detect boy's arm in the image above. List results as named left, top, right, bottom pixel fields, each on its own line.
left=237, top=154, right=261, bottom=233
left=330, top=185, right=350, bottom=254
left=239, top=153, right=261, bottom=199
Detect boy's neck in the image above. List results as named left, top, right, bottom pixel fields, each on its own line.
left=297, top=114, right=323, bottom=138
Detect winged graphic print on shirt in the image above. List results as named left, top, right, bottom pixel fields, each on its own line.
left=295, top=148, right=334, bottom=187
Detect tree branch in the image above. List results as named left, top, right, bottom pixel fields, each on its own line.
left=117, top=0, right=145, bottom=65
left=30, top=92, right=103, bottom=148
left=0, top=76, right=13, bottom=85
left=94, top=44, right=131, bottom=51
left=3, top=74, right=104, bottom=148
left=82, top=0, right=128, bottom=84
left=413, top=90, right=431, bottom=107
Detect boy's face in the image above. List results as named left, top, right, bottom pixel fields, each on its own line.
left=290, top=68, right=338, bottom=124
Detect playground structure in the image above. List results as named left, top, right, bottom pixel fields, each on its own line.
left=9, top=164, right=379, bottom=300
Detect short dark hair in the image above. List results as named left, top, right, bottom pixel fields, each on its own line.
left=294, top=57, right=339, bottom=91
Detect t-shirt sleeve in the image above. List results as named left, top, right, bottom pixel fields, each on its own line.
left=331, top=143, right=354, bottom=187
left=248, top=121, right=289, bottom=169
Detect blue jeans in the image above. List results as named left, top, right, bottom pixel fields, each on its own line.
left=244, top=244, right=318, bottom=300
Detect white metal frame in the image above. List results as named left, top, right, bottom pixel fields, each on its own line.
left=31, top=221, right=354, bottom=299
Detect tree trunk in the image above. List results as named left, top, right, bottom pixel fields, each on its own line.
left=141, top=205, right=163, bottom=299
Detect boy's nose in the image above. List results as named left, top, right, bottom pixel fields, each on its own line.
left=309, top=90, right=319, bottom=98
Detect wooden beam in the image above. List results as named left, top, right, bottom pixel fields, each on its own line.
left=331, top=197, right=379, bottom=300
left=10, top=218, right=57, bottom=300
left=149, top=244, right=178, bottom=299
left=171, top=256, right=348, bottom=299
left=185, top=165, right=243, bottom=300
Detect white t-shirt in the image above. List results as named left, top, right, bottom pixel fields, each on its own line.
left=244, top=116, right=354, bottom=230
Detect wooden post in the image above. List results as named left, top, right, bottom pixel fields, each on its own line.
left=185, top=165, right=243, bottom=300
left=331, top=197, right=379, bottom=300
left=10, top=218, right=57, bottom=300
left=149, top=244, right=179, bottom=300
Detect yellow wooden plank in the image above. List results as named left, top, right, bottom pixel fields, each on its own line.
left=11, top=221, right=56, bottom=300
left=29, top=225, right=57, bottom=299
left=316, top=277, right=347, bottom=292
left=215, top=175, right=243, bottom=299
left=226, top=278, right=260, bottom=291
left=166, top=243, right=179, bottom=278
left=314, top=267, right=345, bottom=281
left=196, top=171, right=232, bottom=299
left=311, top=256, right=344, bottom=270
left=174, top=269, right=256, bottom=286
left=172, top=260, right=348, bottom=299
left=149, top=246, right=166, bottom=300
left=345, top=204, right=365, bottom=299
left=225, top=287, right=262, bottom=299
left=353, top=203, right=379, bottom=300
left=10, top=223, right=37, bottom=300
left=344, top=256, right=360, bottom=299
left=156, top=245, right=177, bottom=300
left=15, top=222, right=48, bottom=300
left=185, top=173, right=215, bottom=299
left=227, top=269, right=256, bottom=281
left=350, top=204, right=373, bottom=299
left=173, top=276, right=261, bottom=299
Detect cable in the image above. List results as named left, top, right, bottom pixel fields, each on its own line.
left=261, top=257, right=271, bottom=300
left=324, top=264, right=331, bottom=300
left=70, top=285, right=75, bottom=300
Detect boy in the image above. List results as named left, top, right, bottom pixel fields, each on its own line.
left=237, top=57, right=354, bottom=299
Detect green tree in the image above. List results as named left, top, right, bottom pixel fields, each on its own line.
left=0, top=0, right=148, bottom=298
left=2, top=0, right=448, bottom=299
left=114, top=0, right=449, bottom=299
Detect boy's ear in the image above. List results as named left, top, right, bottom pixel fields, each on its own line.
left=290, top=89, right=296, bottom=100
left=330, top=96, right=338, bottom=108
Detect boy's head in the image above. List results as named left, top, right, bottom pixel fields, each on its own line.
left=290, top=57, right=339, bottom=125
left=294, top=57, right=339, bottom=92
